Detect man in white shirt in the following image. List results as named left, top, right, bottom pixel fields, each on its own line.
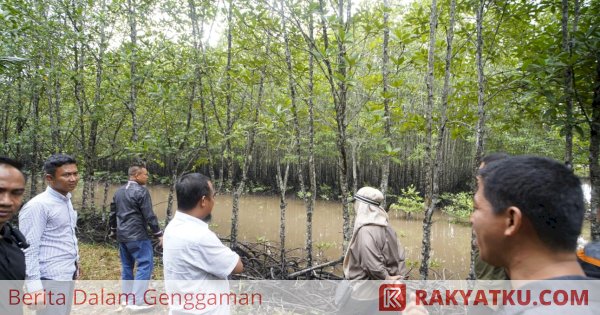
left=163, top=173, right=243, bottom=314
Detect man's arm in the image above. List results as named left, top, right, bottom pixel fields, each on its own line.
left=138, top=189, right=162, bottom=238
left=231, top=257, right=244, bottom=274
left=194, top=233, right=243, bottom=279
left=108, top=197, right=117, bottom=238
left=18, top=201, right=46, bottom=292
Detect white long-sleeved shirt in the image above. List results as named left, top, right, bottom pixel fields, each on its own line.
left=19, top=186, right=79, bottom=292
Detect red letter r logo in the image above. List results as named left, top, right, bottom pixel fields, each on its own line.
left=379, top=284, right=406, bottom=311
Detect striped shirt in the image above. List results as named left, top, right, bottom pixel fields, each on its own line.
left=19, top=186, right=79, bottom=292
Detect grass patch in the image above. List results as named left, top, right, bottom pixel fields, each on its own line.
left=78, top=242, right=163, bottom=280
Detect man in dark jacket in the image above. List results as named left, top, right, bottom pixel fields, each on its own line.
left=0, top=157, right=27, bottom=315
left=109, top=164, right=162, bottom=310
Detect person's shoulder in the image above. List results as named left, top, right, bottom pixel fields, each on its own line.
left=132, top=183, right=150, bottom=195
left=360, top=224, right=385, bottom=230
left=359, top=224, right=386, bottom=234
left=22, top=191, right=50, bottom=208
left=165, top=219, right=209, bottom=240
left=122, top=182, right=149, bottom=199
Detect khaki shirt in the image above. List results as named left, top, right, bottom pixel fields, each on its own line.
left=345, top=225, right=407, bottom=280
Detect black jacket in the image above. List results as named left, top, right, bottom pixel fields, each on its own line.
left=0, top=223, right=25, bottom=315
left=109, top=181, right=162, bottom=243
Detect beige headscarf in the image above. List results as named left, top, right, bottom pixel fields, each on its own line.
left=343, top=186, right=389, bottom=275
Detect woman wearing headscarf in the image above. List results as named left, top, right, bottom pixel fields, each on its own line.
left=343, top=186, right=408, bottom=281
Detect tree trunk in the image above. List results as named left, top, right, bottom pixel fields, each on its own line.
left=280, top=0, right=308, bottom=207
left=224, top=0, right=235, bottom=190
left=317, top=0, right=352, bottom=250
left=473, top=0, right=487, bottom=182
left=419, top=0, right=438, bottom=280
left=276, top=160, right=290, bottom=277
left=15, top=77, right=25, bottom=160
left=67, top=3, right=92, bottom=212
left=29, top=79, right=41, bottom=199
left=470, top=0, right=487, bottom=280
left=336, top=0, right=352, bottom=249
left=46, top=36, right=61, bottom=153
left=351, top=141, right=359, bottom=195
left=102, top=178, right=111, bottom=221
left=165, top=171, right=177, bottom=224
left=188, top=0, right=216, bottom=182
left=590, top=52, right=600, bottom=241
left=380, top=0, right=391, bottom=206
left=126, top=0, right=139, bottom=142
left=280, top=0, right=313, bottom=268
left=231, top=36, right=268, bottom=249
left=562, top=0, right=573, bottom=165
left=1, top=83, right=10, bottom=153
left=86, top=0, right=106, bottom=214
left=306, top=12, right=317, bottom=267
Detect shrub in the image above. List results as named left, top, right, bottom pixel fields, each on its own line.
left=319, top=184, right=333, bottom=200
left=390, top=185, right=424, bottom=219
left=440, top=192, right=473, bottom=223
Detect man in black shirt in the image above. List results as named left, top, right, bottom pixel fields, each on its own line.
left=0, top=157, right=27, bottom=315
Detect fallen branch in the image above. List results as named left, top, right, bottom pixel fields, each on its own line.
left=287, top=256, right=344, bottom=279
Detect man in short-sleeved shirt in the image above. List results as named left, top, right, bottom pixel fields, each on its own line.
left=163, top=173, right=243, bottom=314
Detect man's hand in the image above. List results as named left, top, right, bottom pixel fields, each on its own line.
left=75, top=262, right=83, bottom=280
left=27, top=290, right=47, bottom=310
left=157, top=236, right=163, bottom=248
left=386, top=274, right=404, bottom=280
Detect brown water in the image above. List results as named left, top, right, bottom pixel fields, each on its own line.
left=74, top=183, right=472, bottom=278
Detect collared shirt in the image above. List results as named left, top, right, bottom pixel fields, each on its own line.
left=163, top=211, right=239, bottom=314
left=19, top=186, right=79, bottom=292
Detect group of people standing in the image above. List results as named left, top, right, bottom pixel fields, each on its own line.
left=2, top=153, right=600, bottom=314
left=109, top=166, right=243, bottom=312
left=0, top=154, right=242, bottom=314
left=341, top=155, right=600, bottom=314
left=0, top=154, right=81, bottom=315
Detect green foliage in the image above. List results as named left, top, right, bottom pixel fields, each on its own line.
left=296, top=191, right=313, bottom=199
left=390, top=185, right=424, bottom=217
left=314, top=241, right=336, bottom=257
left=249, top=183, right=269, bottom=193
left=256, top=236, right=269, bottom=243
left=440, top=192, right=473, bottom=224
left=1, top=0, right=598, bottom=210
left=318, top=184, right=333, bottom=200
